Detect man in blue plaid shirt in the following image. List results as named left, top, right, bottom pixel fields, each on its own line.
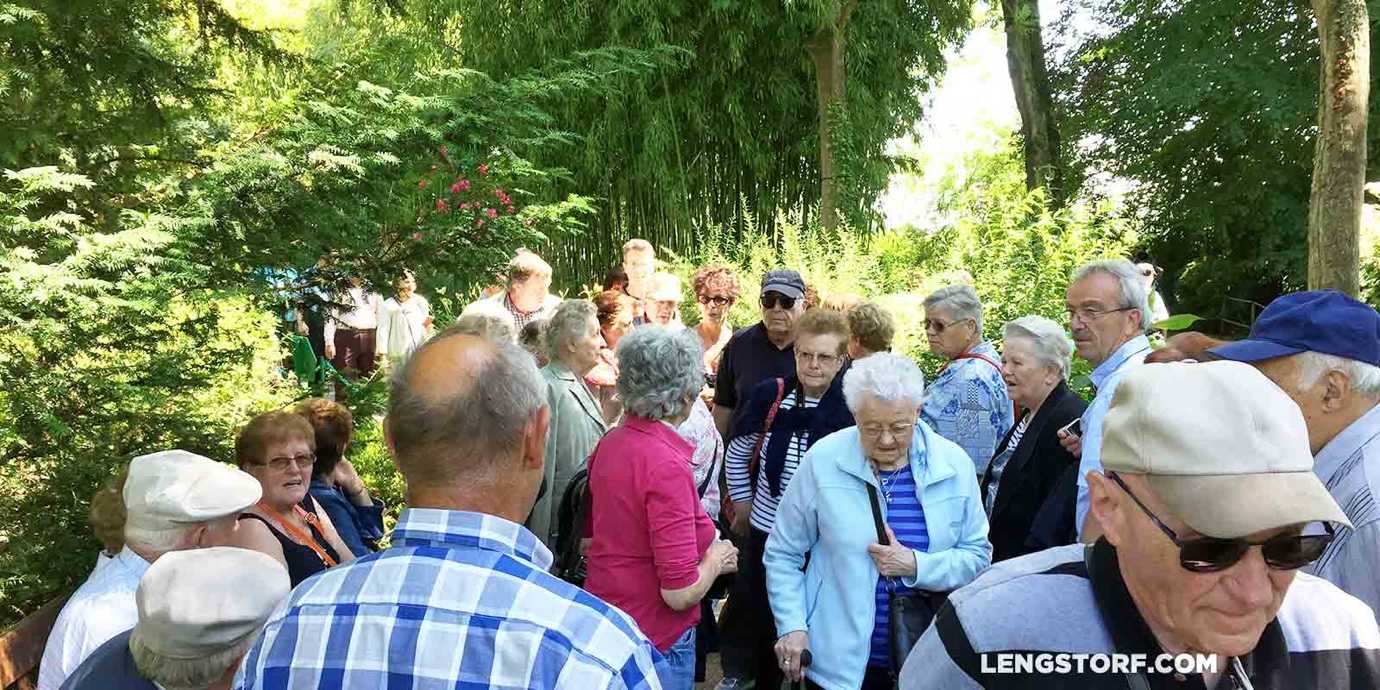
left=236, top=333, right=664, bottom=689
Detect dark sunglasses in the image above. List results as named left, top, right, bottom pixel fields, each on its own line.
left=761, top=293, right=797, bottom=310
left=1109, top=473, right=1334, bottom=573
left=700, top=295, right=734, bottom=307
left=924, top=318, right=968, bottom=334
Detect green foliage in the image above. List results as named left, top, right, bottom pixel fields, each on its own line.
left=1050, top=0, right=1380, bottom=326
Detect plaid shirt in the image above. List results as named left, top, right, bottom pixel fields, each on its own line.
left=920, top=341, right=1015, bottom=476
left=235, top=509, right=664, bottom=690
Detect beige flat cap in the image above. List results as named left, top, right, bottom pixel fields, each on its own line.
left=122, top=450, right=262, bottom=531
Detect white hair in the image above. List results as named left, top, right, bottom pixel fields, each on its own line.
left=1003, top=315, right=1074, bottom=380
left=448, top=313, right=517, bottom=343
left=1296, top=351, right=1380, bottom=397
left=123, top=514, right=235, bottom=554
left=544, top=299, right=597, bottom=360
left=1072, top=259, right=1153, bottom=332
left=923, top=285, right=983, bottom=332
left=130, top=630, right=250, bottom=690
left=616, top=326, right=704, bottom=421
left=842, top=353, right=927, bottom=414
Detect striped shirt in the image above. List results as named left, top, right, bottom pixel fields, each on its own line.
left=983, top=413, right=1030, bottom=517
left=899, top=541, right=1380, bottom=689
left=870, top=465, right=929, bottom=668
left=724, top=391, right=818, bottom=533
left=235, top=509, right=664, bottom=690
left=1308, top=402, right=1380, bottom=621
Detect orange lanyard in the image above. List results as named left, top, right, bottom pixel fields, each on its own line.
left=257, top=502, right=339, bottom=568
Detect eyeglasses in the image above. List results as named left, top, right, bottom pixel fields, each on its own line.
left=924, top=318, right=970, bottom=334
left=761, top=293, right=797, bottom=310
left=1065, top=305, right=1135, bottom=325
left=860, top=422, right=916, bottom=440
left=254, top=453, right=315, bottom=473
left=1108, top=473, right=1335, bottom=573
left=796, top=350, right=841, bottom=367
left=700, top=295, right=735, bottom=307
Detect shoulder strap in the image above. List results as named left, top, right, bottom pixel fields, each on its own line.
left=865, top=483, right=889, bottom=544
left=1081, top=546, right=1154, bottom=690
left=953, top=351, right=1002, bottom=373
left=747, top=377, right=788, bottom=483
left=696, top=458, right=715, bottom=498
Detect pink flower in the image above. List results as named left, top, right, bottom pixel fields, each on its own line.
left=459, top=202, right=471, bottom=210
left=412, top=232, right=423, bottom=241
left=478, top=164, right=489, bottom=176
left=494, top=188, right=505, bottom=198
left=450, top=181, right=463, bottom=194
left=457, top=179, right=471, bottom=191
left=435, top=198, right=449, bottom=213
left=506, top=204, right=515, bottom=213
left=418, top=179, right=428, bottom=189
left=485, top=207, right=498, bottom=219
left=475, top=219, right=485, bottom=228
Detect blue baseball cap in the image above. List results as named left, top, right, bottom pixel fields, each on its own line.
left=1208, top=290, right=1380, bottom=366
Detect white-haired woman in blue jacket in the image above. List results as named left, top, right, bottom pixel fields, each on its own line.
left=764, top=353, right=992, bottom=689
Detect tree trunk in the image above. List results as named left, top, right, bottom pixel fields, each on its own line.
left=1000, top=0, right=1064, bottom=207
left=808, top=0, right=858, bottom=232
left=1307, top=0, right=1369, bottom=295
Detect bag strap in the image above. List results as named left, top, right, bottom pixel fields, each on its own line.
left=696, top=458, right=715, bottom=498
left=951, top=352, right=1020, bottom=421
left=746, top=377, right=787, bottom=485
left=1081, top=545, right=1153, bottom=690
left=865, top=483, right=888, bottom=544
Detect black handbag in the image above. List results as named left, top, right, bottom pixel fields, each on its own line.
left=865, top=482, right=950, bottom=680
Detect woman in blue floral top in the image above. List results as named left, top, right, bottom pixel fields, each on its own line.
left=919, top=285, right=1014, bottom=477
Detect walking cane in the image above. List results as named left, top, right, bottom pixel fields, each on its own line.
left=789, top=649, right=813, bottom=690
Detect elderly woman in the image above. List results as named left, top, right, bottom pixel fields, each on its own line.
left=377, top=270, right=432, bottom=367
left=297, top=398, right=386, bottom=557
left=585, top=326, right=738, bottom=690
left=721, top=308, right=855, bottom=690
left=691, top=265, right=740, bottom=382
left=980, top=316, right=1088, bottom=563
left=645, top=272, right=686, bottom=329
left=232, top=411, right=355, bottom=586
left=766, top=354, right=991, bottom=689
left=847, top=301, right=895, bottom=360
left=587, top=289, right=635, bottom=423
left=919, top=285, right=1014, bottom=476
left=527, top=299, right=609, bottom=547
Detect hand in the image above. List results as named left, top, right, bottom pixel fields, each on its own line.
left=325, top=342, right=337, bottom=360
left=331, top=458, right=367, bottom=497
left=1057, top=429, right=1083, bottom=457
left=699, top=385, right=715, bottom=406
left=709, top=539, right=739, bottom=574
left=730, top=501, right=752, bottom=539
left=774, top=631, right=810, bottom=682
left=867, top=525, right=917, bottom=578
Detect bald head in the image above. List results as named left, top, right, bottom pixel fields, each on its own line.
left=386, top=333, right=546, bottom=487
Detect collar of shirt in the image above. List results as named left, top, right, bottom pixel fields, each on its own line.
left=623, top=413, right=696, bottom=457
left=1090, top=334, right=1152, bottom=391
left=1087, top=538, right=1287, bottom=685
left=748, top=321, right=793, bottom=352
left=1313, top=402, right=1380, bottom=487
left=114, top=545, right=152, bottom=580
left=389, top=508, right=553, bottom=571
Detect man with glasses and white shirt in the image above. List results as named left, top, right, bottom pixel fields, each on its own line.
left=901, top=361, right=1380, bottom=689
left=1058, top=259, right=1153, bottom=541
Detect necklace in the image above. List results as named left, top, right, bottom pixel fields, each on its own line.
left=876, top=465, right=902, bottom=504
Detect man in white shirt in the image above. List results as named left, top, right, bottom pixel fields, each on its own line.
left=461, top=251, right=561, bottom=334
left=38, top=450, right=262, bottom=690
left=323, top=277, right=383, bottom=389
left=622, top=239, right=656, bottom=324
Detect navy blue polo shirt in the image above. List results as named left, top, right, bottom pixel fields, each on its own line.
left=60, top=630, right=156, bottom=690
left=713, top=322, right=797, bottom=429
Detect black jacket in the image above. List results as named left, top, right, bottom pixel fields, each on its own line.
left=980, top=381, right=1087, bottom=563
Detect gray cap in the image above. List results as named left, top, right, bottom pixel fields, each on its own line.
left=131, top=547, right=290, bottom=659
left=123, top=450, right=262, bottom=532
left=761, top=269, right=806, bottom=300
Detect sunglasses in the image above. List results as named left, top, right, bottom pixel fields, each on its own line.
left=761, top=293, right=797, bottom=310
left=700, top=295, right=734, bottom=307
left=923, top=318, right=969, bottom=334
left=1109, top=473, right=1334, bottom=573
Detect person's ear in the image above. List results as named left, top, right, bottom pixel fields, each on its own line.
left=523, top=406, right=551, bottom=471
left=1087, top=472, right=1126, bottom=547
left=187, top=524, right=211, bottom=549
left=1321, top=370, right=1351, bottom=412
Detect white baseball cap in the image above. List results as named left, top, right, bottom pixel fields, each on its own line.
left=1101, top=360, right=1350, bottom=538
left=122, top=450, right=262, bottom=532
left=131, top=547, right=289, bottom=660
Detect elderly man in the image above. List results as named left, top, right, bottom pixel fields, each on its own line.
left=622, top=238, right=657, bottom=313
left=1059, top=259, right=1153, bottom=541
left=901, top=361, right=1380, bottom=688
left=462, top=250, right=562, bottom=332
left=1207, top=289, right=1380, bottom=620
left=712, top=269, right=808, bottom=440
left=61, top=548, right=289, bottom=690
left=39, top=451, right=261, bottom=690
left=236, top=334, right=663, bottom=689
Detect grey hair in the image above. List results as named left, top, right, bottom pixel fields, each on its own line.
left=446, top=313, right=516, bottom=343
left=616, top=326, right=704, bottom=421
left=622, top=238, right=654, bottom=257
left=544, top=299, right=598, bottom=360
left=1003, top=315, right=1074, bottom=380
left=1296, top=351, right=1380, bottom=397
left=923, top=285, right=984, bottom=332
left=842, top=353, right=927, bottom=414
left=1072, top=259, right=1152, bottom=332
left=124, top=515, right=236, bottom=555
left=388, top=333, right=546, bottom=483
left=130, top=629, right=252, bottom=690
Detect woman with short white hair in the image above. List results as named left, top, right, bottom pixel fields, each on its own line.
left=765, top=353, right=991, bottom=690
left=526, top=299, right=608, bottom=547
left=981, top=316, right=1088, bottom=562
left=920, top=285, right=1014, bottom=476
